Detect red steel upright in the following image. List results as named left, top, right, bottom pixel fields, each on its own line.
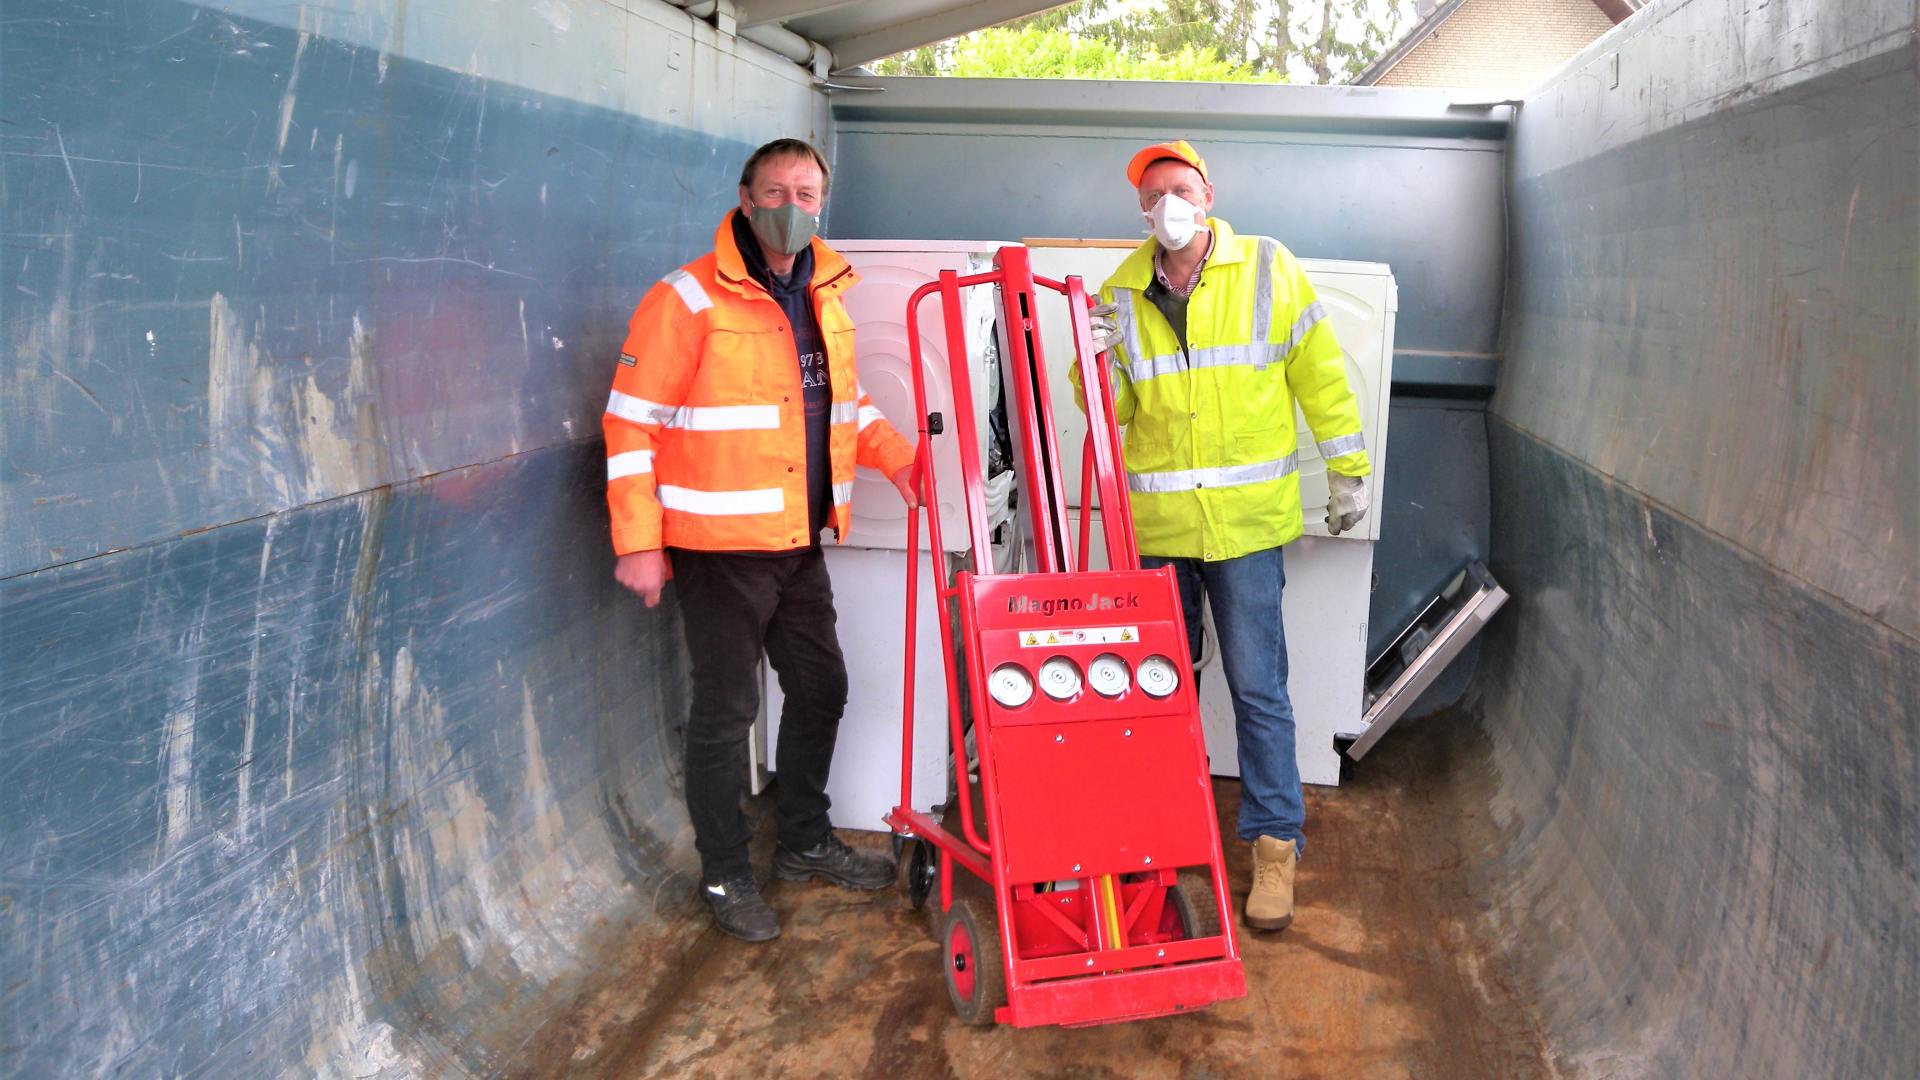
left=887, top=246, right=1245, bottom=1028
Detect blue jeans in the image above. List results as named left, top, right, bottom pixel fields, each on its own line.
left=1141, top=546, right=1304, bottom=851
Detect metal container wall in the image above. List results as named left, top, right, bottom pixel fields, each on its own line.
left=1, top=1, right=826, bottom=1073
left=1481, top=0, right=1919, bottom=1073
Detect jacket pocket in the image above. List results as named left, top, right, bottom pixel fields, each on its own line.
left=1233, top=424, right=1292, bottom=469
left=700, top=324, right=783, bottom=404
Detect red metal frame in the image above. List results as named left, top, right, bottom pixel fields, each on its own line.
left=888, top=246, right=1244, bottom=1028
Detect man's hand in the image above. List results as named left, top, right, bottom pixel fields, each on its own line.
left=890, top=465, right=922, bottom=510
left=1089, top=301, right=1122, bottom=355
left=1325, top=473, right=1369, bottom=536
left=615, top=549, right=668, bottom=607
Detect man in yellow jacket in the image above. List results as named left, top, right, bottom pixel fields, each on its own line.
left=604, top=139, right=920, bottom=942
left=1081, top=140, right=1372, bottom=932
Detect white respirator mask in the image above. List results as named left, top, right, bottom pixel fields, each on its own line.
left=1144, top=193, right=1204, bottom=251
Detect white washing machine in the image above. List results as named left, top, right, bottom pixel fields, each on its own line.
left=762, top=545, right=950, bottom=829
left=759, top=240, right=1011, bottom=829
left=829, top=240, right=1006, bottom=552
left=1026, top=241, right=1397, bottom=787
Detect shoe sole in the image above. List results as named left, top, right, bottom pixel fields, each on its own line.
left=773, top=864, right=892, bottom=891
left=711, top=916, right=781, bottom=943
left=1245, top=912, right=1294, bottom=932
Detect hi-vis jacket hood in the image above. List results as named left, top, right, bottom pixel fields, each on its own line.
left=1075, top=218, right=1372, bottom=560
left=603, top=215, right=915, bottom=555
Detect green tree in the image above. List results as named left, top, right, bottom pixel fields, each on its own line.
left=905, top=24, right=1280, bottom=82
left=1268, top=0, right=1416, bottom=83
left=872, top=0, right=1417, bottom=85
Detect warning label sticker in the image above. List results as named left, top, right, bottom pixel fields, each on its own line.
left=1018, top=625, right=1139, bottom=648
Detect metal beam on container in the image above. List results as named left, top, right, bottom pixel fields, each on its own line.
left=827, top=75, right=1512, bottom=142
left=671, top=0, right=836, bottom=77
left=736, top=0, right=864, bottom=28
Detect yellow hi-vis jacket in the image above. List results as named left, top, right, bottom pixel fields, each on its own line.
left=1074, top=218, right=1372, bottom=560
left=603, top=215, right=915, bottom=555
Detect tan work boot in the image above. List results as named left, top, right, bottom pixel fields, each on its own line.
left=1245, top=836, right=1297, bottom=931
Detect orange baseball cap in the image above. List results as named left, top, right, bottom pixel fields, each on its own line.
left=1126, top=139, right=1210, bottom=187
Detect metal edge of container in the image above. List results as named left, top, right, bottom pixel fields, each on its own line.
left=1344, top=562, right=1508, bottom=760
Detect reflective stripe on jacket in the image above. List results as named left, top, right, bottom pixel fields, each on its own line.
left=1076, top=218, right=1371, bottom=560
left=604, top=216, right=915, bottom=555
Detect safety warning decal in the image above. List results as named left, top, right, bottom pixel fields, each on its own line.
left=1018, top=625, right=1139, bottom=648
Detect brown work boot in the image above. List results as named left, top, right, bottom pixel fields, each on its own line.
left=1245, top=836, right=1297, bottom=931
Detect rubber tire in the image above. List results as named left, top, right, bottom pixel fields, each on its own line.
left=896, top=838, right=935, bottom=913
left=1169, top=870, right=1223, bottom=940
left=941, top=896, right=1008, bottom=1026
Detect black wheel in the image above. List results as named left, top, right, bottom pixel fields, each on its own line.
left=896, top=837, right=935, bottom=912
left=941, top=896, right=1007, bottom=1026
left=1168, top=870, right=1223, bottom=940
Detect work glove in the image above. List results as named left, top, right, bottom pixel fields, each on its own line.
left=1089, top=302, right=1122, bottom=355
left=1325, top=473, right=1368, bottom=536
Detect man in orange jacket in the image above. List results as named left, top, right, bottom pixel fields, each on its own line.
left=604, top=139, right=920, bottom=942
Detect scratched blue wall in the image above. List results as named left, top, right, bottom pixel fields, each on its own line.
left=1474, top=0, right=1918, bottom=1073
left=4, top=2, right=753, bottom=573
left=1, top=1, right=821, bottom=1074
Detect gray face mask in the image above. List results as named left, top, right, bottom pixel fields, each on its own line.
left=748, top=202, right=818, bottom=255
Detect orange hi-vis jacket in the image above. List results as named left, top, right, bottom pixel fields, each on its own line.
left=604, top=215, right=916, bottom=556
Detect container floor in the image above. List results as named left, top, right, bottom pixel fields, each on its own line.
left=517, top=715, right=1551, bottom=1078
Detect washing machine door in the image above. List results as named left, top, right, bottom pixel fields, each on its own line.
left=832, top=242, right=1005, bottom=552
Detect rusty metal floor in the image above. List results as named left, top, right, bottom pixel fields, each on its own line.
left=520, top=720, right=1552, bottom=1079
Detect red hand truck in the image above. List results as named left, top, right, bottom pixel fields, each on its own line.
left=887, top=246, right=1246, bottom=1028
